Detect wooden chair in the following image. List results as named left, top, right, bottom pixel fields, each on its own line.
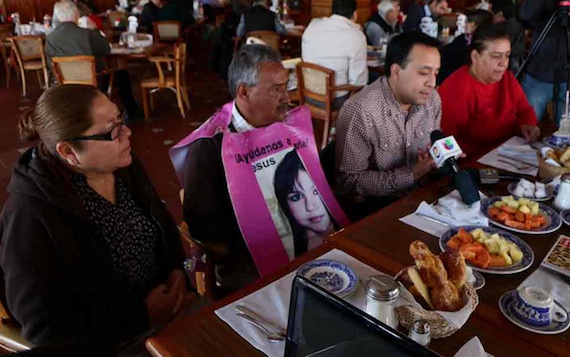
left=9, top=35, right=49, bottom=97
left=153, top=21, right=183, bottom=43
left=178, top=190, right=228, bottom=301
left=246, top=31, right=281, bottom=52
left=51, top=56, right=116, bottom=97
left=0, top=24, right=17, bottom=88
left=141, top=42, right=190, bottom=120
left=296, top=61, right=362, bottom=149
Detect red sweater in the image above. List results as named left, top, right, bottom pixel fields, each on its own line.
left=438, top=66, right=537, bottom=158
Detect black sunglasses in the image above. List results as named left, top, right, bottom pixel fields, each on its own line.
left=67, top=113, right=126, bottom=142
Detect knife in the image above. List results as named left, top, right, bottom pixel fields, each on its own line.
left=235, top=305, right=287, bottom=335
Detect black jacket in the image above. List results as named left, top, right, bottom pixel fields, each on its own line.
left=519, top=0, right=568, bottom=82
left=182, top=133, right=259, bottom=291
left=438, top=34, right=469, bottom=85
left=244, top=5, right=277, bottom=34
left=403, top=3, right=434, bottom=32
left=0, top=148, right=185, bottom=348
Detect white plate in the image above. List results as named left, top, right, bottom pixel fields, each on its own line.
left=481, top=197, right=562, bottom=235
left=297, top=259, right=358, bottom=298
left=499, top=290, right=570, bottom=335
left=507, top=182, right=553, bottom=202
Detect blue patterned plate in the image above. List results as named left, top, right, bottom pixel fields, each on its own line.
left=499, top=290, right=570, bottom=335
left=561, top=209, right=570, bottom=227
left=481, top=197, right=562, bottom=235
left=297, top=259, right=358, bottom=298
left=440, top=225, right=534, bottom=275
left=507, top=182, right=553, bottom=202
left=543, top=135, right=570, bottom=150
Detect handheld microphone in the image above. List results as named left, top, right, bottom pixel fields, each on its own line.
left=429, top=130, right=480, bottom=205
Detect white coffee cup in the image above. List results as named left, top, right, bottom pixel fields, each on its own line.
left=513, top=286, right=568, bottom=328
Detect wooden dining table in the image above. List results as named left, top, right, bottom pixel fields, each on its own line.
left=146, top=177, right=570, bottom=357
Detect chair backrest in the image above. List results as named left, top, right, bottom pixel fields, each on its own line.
left=10, top=35, right=44, bottom=62
left=296, top=61, right=335, bottom=115
left=51, top=56, right=98, bottom=86
left=0, top=25, right=12, bottom=62
left=153, top=21, right=182, bottom=42
left=246, top=31, right=280, bottom=52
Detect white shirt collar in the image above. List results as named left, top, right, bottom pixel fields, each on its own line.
left=329, top=14, right=358, bottom=29
left=231, top=101, right=255, bottom=133
left=424, top=4, right=432, bottom=17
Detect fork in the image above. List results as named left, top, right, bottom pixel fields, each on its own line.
left=497, top=158, right=532, bottom=171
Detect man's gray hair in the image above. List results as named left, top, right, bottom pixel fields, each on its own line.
left=227, top=44, right=282, bottom=98
left=53, top=0, right=79, bottom=23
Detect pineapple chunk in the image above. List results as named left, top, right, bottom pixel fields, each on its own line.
left=501, top=195, right=514, bottom=203
left=528, top=202, right=539, bottom=215
left=519, top=205, right=531, bottom=214
left=498, top=239, right=509, bottom=254
left=518, top=198, right=530, bottom=205
left=507, top=200, right=519, bottom=209
left=493, top=201, right=506, bottom=208
left=500, top=251, right=513, bottom=266
left=508, top=242, right=524, bottom=263
left=485, top=239, right=500, bottom=254
left=470, top=228, right=484, bottom=240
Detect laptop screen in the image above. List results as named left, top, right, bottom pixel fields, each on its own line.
left=284, top=276, right=441, bottom=357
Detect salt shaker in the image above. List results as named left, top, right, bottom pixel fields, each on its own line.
left=408, top=319, right=431, bottom=347
left=365, top=275, right=400, bottom=329
left=554, top=173, right=570, bottom=211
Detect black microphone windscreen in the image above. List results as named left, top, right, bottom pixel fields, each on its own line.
left=454, top=170, right=481, bottom=205
left=430, top=130, right=446, bottom=144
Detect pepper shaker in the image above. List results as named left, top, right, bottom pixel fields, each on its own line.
left=408, top=319, right=431, bottom=347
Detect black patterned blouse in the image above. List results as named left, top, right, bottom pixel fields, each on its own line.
left=70, top=174, right=159, bottom=294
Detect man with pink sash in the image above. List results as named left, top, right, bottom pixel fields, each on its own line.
left=170, top=45, right=349, bottom=291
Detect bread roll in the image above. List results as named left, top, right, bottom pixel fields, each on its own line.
left=430, top=280, right=463, bottom=312
left=560, top=147, right=570, bottom=163
left=440, top=250, right=467, bottom=290
left=545, top=149, right=559, bottom=162
left=409, top=241, right=447, bottom=288
left=396, top=267, right=434, bottom=310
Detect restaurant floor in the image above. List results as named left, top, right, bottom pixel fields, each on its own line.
left=0, top=61, right=233, bottom=221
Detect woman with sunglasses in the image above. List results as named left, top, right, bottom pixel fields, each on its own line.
left=0, top=84, right=192, bottom=353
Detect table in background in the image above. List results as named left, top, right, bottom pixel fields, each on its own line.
left=146, top=177, right=569, bottom=357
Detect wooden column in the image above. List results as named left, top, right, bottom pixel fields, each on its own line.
left=311, top=0, right=372, bottom=25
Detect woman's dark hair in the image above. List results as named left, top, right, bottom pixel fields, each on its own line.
left=274, top=150, right=309, bottom=256
left=490, top=0, right=516, bottom=19
left=332, top=0, right=357, bottom=19
left=19, top=84, right=101, bottom=153
left=385, top=32, right=441, bottom=77
left=469, top=22, right=510, bottom=62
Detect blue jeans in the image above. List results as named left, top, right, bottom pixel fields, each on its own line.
left=522, top=74, right=568, bottom=125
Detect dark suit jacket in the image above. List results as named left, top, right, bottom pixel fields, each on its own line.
left=45, top=22, right=110, bottom=73
left=437, top=34, right=469, bottom=85
left=403, top=3, right=429, bottom=32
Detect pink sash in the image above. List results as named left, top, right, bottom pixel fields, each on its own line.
left=170, top=102, right=349, bottom=276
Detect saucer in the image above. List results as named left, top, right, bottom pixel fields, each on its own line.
left=499, top=290, right=570, bottom=334
left=297, top=259, right=358, bottom=298
left=472, top=270, right=485, bottom=290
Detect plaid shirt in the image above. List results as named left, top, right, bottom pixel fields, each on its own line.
left=335, top=77, right=442, bottom=197
left=232, top=102, right=255, bottom=133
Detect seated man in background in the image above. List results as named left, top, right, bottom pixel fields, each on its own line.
left=335, top=32, right=441, bottom=218
left=236, top=0, right=287, bottom=37
left=302, top=0, right=367, bottom=109
left=439, top=24, right=539, bottom=159
left=140, top=0, right=163, bottom=31
left=403, top=0, right=448, bottom=32
left=46, top=0, right=140, bottom=121
left=364, top=0, right=402, bottom=47
left=437, top=9, right=492, bottom=85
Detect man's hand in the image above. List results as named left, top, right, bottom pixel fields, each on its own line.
left=521, top=125, right=541, bottom=143
left=413, top=149, right=437, bottom=181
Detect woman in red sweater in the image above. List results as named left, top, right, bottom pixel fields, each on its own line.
left=438, top=23, right=540, bottom=159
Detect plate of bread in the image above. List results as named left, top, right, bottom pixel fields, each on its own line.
left=395, top=241, right=479, bottom=338
left=440, top=226, right=534, bottom=275
left=481, top=196, right=561, bottom=234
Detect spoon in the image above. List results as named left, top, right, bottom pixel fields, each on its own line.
left=237, top=313, right=286, bottom=342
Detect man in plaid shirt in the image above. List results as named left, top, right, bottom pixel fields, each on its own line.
left=335, top=32, right=442, bottom=217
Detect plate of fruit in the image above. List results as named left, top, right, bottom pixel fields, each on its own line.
left=440, top=226, right=534, bottom=274
left=481, top=196, right=562, bottom=234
